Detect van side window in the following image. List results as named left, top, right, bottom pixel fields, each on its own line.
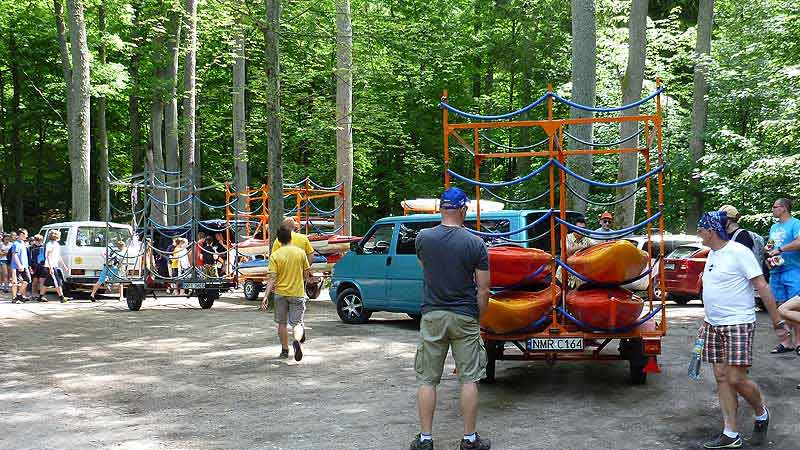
left=362, top=224, right=394, bottom=255
left=397, top=222, right=438, bottom=254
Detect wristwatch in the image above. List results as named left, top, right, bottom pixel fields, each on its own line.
left=774, top=320, right=786, bottom=330
left=777, top=247, right=784, bottom=254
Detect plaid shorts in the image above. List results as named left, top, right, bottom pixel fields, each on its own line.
left=698, top=322, right=755, bottom=366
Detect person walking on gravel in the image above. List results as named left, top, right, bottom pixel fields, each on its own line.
left=260, top=224, right=311, bottom=361
left=695, top=211, right=783, bottom=449
left=10, top=229, right=31, bottom=304
left=765, top=197, right=800, bottom=354
left=410, top=187, right=491, bottom=450
left=42, top=230, right=68, bottom=303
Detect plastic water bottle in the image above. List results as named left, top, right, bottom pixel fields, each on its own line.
left=688, top=338, right=704, bottom=380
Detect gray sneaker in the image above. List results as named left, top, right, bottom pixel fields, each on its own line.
left=460, top=433, right=491, bottom=450
left=751, top=407, right=769, bottom=446
left=409, top=435, right=433, bottom=450
left=703, top=433, right=742, bottom=449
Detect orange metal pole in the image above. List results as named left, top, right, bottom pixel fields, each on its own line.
left=262, top=184, right=268, bottom=241
left=655, top=78, right=667, bottom=334
left=443, top=90, right=450, bottom=188
left=304, top=179, right=311, bottom=235
left=474, top=128, right=481, bottom=231
left=644, top=121, right=654, bottom=312
left=558, top=127, right=569, bottom=296
left=546, top=84, right=560, bottom=326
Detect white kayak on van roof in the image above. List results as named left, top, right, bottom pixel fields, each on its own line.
left=401, top=198, right=504, bottom=214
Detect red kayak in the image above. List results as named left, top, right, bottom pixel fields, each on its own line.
left=565, top=287, right=644, bottom=330
left=488, top=246, right=552, bottom=288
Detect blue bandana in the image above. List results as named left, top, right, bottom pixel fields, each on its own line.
left=698, top=211, right=729, bottom=240
left=440, top=187, right=470, bottom=210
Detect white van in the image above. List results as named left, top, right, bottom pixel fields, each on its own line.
left=38, top=221, right=136, bottom=292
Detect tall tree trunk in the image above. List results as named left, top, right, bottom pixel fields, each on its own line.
left=687, top=0, right=714, bottom=232
left=335, top=0, right=353, bottom=235
left=614, top=0, right=648, bottom=227
left=9, top=34, right=23, bottom=226
left=264, top=0, right=283, bottom=245
left=97, top=1, right=110, bottom=221
left=182, top=0, right=198, bottom=223
left=164, top=14, right=182, bottom=225
left=566, top=0, right=596, bottom=215
left=66, top=0, right=91, bottom=221
left=232, top=21, right=248, bottom=212
left=0, top=67, right=5, bottom=231
left=53, top=0, right=72, bottom=133
left=149, top=96, right=168, bottom=226
left=129, top=1, right=143, bottom=178
left=35, top=121, right=47, bottom=216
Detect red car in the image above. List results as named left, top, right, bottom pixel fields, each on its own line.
left=654, top=244, right=709, bottom=305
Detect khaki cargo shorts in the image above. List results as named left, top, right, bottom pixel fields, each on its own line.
left=415, top=310, right=487, bottom=385
left=274, top=294, right=306, bottom=327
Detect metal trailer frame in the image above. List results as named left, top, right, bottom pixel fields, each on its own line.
left=441, top=81, right=667, bottom=384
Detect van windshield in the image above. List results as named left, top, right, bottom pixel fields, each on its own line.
left=76, top=227, right=132, bottom=248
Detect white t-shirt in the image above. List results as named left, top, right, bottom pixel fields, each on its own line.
left=702, top=241, right=763, bottom=326
left=45, top=241, right=61, bottom=269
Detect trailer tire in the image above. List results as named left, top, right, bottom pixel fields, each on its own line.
left=198, top=289, right=218, bottom=309
left=243, top=280, right=262, bottom=301
left=126, top=285, right=145, bottom=311
left=623, top=339, right=648, bottom=385
left=481, top=341, right=500, bottom=384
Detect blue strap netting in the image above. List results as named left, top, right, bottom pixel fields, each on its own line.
left=552, top=159, right=664, bottom=189
left=564, top=183, right=644, bottom=207
left=481, top=134, right=549, bottom=151
left=467, top=211, right=553, bottom=238
left=448, top=160, right=552, bottom=188
left=483, top=186, right=551, bottom=205
left=556, top=305, right=662, bottom=333
left=554, top=213, right=662, bottom=239
left=563, top=128, right=645, bottom=148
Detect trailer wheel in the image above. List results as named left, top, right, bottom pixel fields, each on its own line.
left=481, top=341, right=500, bottom=384
left=306, top=279, right=323, bottom=299
left=623, top=339, right=648, bottom=385
left=243, top=280, right=262, bottom=301
left=126, top=285, right=145, bottom=311
left=198, top=289, right=218, bottom=309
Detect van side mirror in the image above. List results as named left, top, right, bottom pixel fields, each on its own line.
left=350, top=241, right=363, bottom=254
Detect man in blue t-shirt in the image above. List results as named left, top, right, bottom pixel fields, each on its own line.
left=10, top=228, right=31, bottom=303
left=766, top=197, right=800, bottom=354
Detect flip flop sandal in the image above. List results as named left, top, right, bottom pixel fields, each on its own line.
left=771, top=344, right=795, bottom=354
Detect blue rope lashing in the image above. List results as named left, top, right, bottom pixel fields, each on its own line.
left=467, top=211, right=553, bottom=238
left=284, top=177, right=309, bottom=187
left=147, top=193, right=194, bottom=207
left=195, top=197, right=236, bottom=210
left=554, top=213, right=662, bottom=239
left=554, top=258, right=660, bottom=286
left=556, top=305, right=663, bottom=333
left=563, top=127, right=645, bottom=148
left=552, top=159, right=664, bottom=188
left=484, top=310, right=554, bottom=336
left=480, top=133, right=549, bottom=151
left=490, top=263, right=549, bottom=294
left=448, top=160, right=553, bottom=188
left=306, top=199, right=344, bottom=215
left=564, top=183, right=644, bottom=207
left=307, top=179, right=344, bottom=191
left=146, top=217, right=194, bottom=230
left=551, top=87, right=665, bottom=113
left=483, top=186, right=551, bottom=204
left=439, top=92, right=550, bottom=121
left=494, top=228, right=552, bottom=244
left=158, top=168, right=183, bottom=175
left=308, top=223, right=344, bottom=235
left=231, top=202, right=264, bottom=215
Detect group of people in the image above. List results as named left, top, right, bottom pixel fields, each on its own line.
left=1, top=228, right=68, bottom=303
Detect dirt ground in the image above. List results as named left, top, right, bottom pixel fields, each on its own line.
left=1, top=290, right=799, bottom=450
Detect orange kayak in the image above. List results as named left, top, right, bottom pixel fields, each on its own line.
left=488, top=246, right=552, bottom=287
left=565, top=287, right=644, bottom=330
left=480, top=285, right=559, bottom=334
left=566, top=240, right=648, bottom=284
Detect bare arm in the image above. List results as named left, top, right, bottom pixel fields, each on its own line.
left=475, top=269, right=490, bottom=319
left=769, top=234, right=800, bottom=256
left=752, top=275, right=782, bottom=326
left=260, top=273, right=276, bottom=311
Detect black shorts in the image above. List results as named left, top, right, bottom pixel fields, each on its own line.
left=45, top=267, right=64, bottom=288
left=33, top=265, right=49, bottom=279
left=13, top=269, right=31, bottom=284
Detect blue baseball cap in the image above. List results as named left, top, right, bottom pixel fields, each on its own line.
left=440, top=187, right=470, bottom=210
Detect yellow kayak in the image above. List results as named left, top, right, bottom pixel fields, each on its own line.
left=567, top=240, right=649, bottom=284
left=480, top=285, right=560, bottom=334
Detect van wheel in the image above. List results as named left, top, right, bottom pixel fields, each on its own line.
left=336, top=287, right=371, bottom=324
left=243, top=280, right=262, bottom=301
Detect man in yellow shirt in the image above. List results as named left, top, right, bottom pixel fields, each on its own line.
left=261, top=224, right=311, bottom=361
left=272, top=217, right=314, bottom=265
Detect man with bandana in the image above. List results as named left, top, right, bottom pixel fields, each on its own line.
left=695, top=211, right=783, bottom=449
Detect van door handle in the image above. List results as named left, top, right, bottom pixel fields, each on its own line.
left=386, top=256, right=392, bottom=266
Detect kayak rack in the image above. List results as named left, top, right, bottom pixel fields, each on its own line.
left=440, top=81, right=668, bottom=385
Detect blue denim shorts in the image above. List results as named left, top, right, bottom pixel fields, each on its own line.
left=770, top=267, right=800, bottom=303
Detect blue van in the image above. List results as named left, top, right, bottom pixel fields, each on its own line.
left=330, top=209, right=580, bottom=324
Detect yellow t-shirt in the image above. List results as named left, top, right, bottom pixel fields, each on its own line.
left=268, top=245, right=310, bottom=297
left=272, top=232, right=314, bottom=255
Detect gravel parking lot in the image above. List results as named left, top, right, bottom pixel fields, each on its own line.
left=1, top=291, right=798, bottom=450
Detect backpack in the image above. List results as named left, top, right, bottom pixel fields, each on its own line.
left=732, top=228, right=765, bottom=263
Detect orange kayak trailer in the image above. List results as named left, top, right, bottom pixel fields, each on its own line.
left=565, top=287, right=645, bottom=330
left=488, top=246, right=552, bottom=287
left=480, top=285, right=560, bottom=334
left=566, top=240, right=649, bottom=284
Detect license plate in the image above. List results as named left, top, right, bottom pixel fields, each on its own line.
left=183, top=282, right=205, bottom=289
left=527, top=337, right=583, bottom=351
left=664, top=263, right=676, bottom=271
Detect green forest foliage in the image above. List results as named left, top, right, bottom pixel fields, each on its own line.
left=0, top=0, right=797, bottom=234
